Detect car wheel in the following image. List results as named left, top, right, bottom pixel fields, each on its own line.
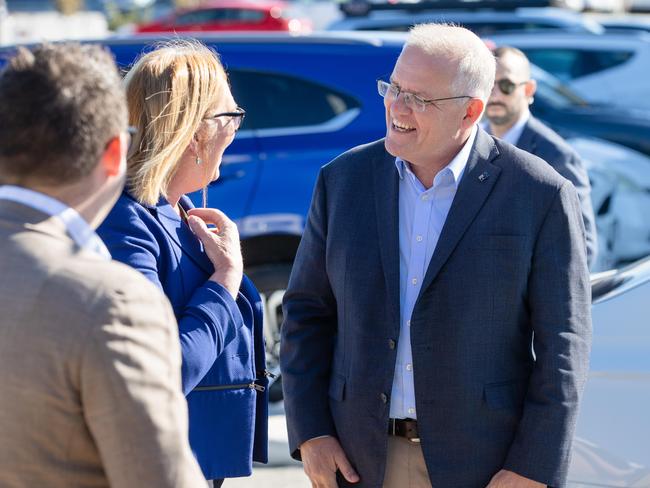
left=246, top=263, right=292, bottom=403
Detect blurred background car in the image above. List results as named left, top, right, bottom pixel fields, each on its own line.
left=133, top=0, right=311, bottom=33
left=530, top=64, right=650, bottom=157
left=575, top=256, right=650, bottom=486
left=567, top=137, right=650, bottom=270
left=487, top=31, right=650, bottom=111
left=329, top=5, right=605, bottom=34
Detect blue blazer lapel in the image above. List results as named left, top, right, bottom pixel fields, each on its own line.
left=373, top=146, right=401, bottom=330
left=418, top=129, right=502, bottom=299
left=154, top=195, right=214, bottom=276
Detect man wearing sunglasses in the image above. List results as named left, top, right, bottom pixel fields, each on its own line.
left=485, top=46, right=596, bottom=268
left=282, top=24, right=591, bottom=488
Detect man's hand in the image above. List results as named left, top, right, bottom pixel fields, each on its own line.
left=300, top=436, right=360, bottom=488
left=486, top=469, right=546, bottom=488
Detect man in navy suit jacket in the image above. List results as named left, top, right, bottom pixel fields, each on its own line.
left=485, top=46, right=597, bottom=268
left=281, top=24, right=591, bottom=488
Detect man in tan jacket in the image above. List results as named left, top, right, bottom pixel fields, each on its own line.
left=0, top=44, right=206, bottom=487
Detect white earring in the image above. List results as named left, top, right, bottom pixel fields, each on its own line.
left=195, top=156, right=202, bottom=165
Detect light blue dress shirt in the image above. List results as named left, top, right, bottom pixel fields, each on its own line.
left=389, top=126, right=478, bottom=419
left=0, top=185, right=110, bottom=260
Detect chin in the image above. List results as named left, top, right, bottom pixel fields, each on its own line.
left=384, top=136, right=406, bottom=160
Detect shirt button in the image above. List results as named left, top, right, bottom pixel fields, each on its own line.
left=421, top=195, right=429, bottom=201
left=408, top=407, right=415, bottom=415
left=416, top=235, right=423, bottom=242
left=406, top=364, right=413, bottom=371
left=411, top=278, right=418, bottom=285
left=380, top=393, right=388, bottom=404
left=388, top=339, right=396, bottom=350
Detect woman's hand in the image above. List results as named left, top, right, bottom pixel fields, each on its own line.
left=187, top=208, right=243, bottom=299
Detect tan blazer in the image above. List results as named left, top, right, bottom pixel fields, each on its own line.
left=0, top=201, right=207, bottom=488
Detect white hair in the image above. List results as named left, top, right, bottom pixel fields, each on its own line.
left=405, top=23, right=496, bottom=103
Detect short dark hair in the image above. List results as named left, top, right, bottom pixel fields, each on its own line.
left=0, top=43, right=127, bottom=186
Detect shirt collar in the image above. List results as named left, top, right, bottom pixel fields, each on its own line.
left=394, top=124, right=477, bottom=189
left=0, top=185, right=111, bottom=260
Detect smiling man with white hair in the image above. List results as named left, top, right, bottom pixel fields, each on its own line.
left=281, top=23, right=591, bottom=488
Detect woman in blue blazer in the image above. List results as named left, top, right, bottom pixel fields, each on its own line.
left=97, top=41, right=267, bottom=487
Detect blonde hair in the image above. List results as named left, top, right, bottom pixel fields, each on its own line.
left=124, top=39, right=228, bottom=205
left=406, top=23, right=496, bottom=103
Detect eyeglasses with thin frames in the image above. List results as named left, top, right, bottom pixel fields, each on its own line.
left=204, top=107, right=246, bottom=131
left=377, top=79, right=471, bottom=113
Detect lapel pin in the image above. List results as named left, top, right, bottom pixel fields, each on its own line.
left=478, top=171, right=490, bottom=182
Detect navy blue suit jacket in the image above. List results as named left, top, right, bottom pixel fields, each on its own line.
left=517, top=116, right=597, bottom=267
left=281, top=130, right=592, bottom=488
left=98, top=192, right=268, bottom=479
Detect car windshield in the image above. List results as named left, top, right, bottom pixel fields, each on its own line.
left=592, top=255, right=650, bottom=304
left=531, top=64, right=589, bottom=108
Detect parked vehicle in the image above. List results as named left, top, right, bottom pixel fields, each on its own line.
left=567, top=137, right=650, bottom=271
left=573, top=256, right=650, bottom=485
left=487, top=31, right=650, bottom=112
left=329, top=6, right=604, bottom=34
left=134, top=0, right=311, bottom=33
left=530, top=64, right=650, bottom=157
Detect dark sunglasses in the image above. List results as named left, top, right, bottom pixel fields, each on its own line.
left=495, top=78, right=528, bottom=95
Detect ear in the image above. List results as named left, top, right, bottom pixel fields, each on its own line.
left=461, top=98, right=485, bottom=129
left=525, top=79, right=537, bottom=99
left=99, top=134, right=126, bottom=177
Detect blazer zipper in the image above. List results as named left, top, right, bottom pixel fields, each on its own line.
left=193, top=382, right=266, bottom=392
left=258, top=369, right=277, bottom=379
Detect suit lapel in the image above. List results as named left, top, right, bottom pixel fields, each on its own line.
left=153, top=196, right=213, bottom=275
left=373, top=147, right=401, bottom=328
left=418, top=130, right=502, bottom=299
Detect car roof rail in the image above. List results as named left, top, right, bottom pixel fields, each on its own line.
left=340, top=0, right=555, bottom=17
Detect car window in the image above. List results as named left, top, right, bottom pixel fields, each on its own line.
left=175, top=9, right=228, bottom=25
left=235, top=9, right=266, bottom=22
left=522, top=48, right=635, bottom=82
left=229, top=70, right=360, bottom=130
left=532, top=67, right=588, bottom=109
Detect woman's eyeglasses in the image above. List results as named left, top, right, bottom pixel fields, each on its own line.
left=205, top=107, right=246, bottom=131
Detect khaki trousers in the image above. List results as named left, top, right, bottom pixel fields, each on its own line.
left=382, top=437, right=432, bottom=488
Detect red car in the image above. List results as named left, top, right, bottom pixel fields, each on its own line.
left=135, top=0, right=312, bottom=33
